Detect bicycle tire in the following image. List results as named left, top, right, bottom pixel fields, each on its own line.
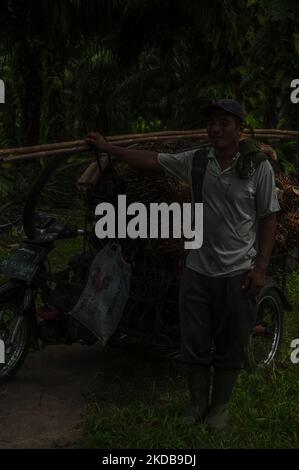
left=245, top=287, right=284, bottom=372
left=0, top=299, right=31, bottom=383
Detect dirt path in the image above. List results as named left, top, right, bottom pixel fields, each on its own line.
left=0, top=343, right=105, bottom=449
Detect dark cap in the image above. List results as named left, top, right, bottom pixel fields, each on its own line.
left=202, top=99, right=245, bottom=122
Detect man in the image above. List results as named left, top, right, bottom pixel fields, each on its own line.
left=86, top=99, right=280, bottom=428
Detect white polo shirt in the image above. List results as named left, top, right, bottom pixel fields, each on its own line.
left=157, top=147, right=281, bottom=277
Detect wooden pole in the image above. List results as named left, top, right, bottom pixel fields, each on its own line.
left=1, top=129, right=299, bottom=164
left=0, top=140, right=86, bottom=157
left=1, top=128, right=299, bottom=159
left=0, top=131, right=204, bottom=157
left=0, top=134, right=208, bottom=163
left=247, top=129, right=299, bottom=136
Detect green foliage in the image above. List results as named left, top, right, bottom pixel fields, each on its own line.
left=245, top=114, right=261, bottom=129
left=276, top=149, right=296, bottom=175
left=0, top=1, right=298, bottom=219
left=293, top=34, right=299, bottom=57
left=1, top=0, right=299, bottom=141
left=133, top=117, right=165, bottom=133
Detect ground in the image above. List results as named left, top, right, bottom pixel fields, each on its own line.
left=0, top=343, right=103, bottom=448
left=0, top=320, right=299, bottom=449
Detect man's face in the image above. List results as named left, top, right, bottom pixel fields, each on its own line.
left=206, top=110, right=241, bottom=151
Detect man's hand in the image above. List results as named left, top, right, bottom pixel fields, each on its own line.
left=85, top=132, right=108, bottom=152
left=242, top=267, right=266, bottom=297
left=85, top=132, right=161, bottom=171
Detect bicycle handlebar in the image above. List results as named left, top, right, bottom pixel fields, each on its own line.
left=22, top=157, right=67, bottom=240
left=22, top=151, right=111, bottom=241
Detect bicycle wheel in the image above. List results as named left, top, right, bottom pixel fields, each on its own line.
left=0, top=300, right=31, bottom=382
left=245, top=287, right=284, bottom=371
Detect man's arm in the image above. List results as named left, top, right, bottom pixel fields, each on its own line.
left=85, top=132, right=162, bottom=171
left=255, top=213, right=277, bottom=271
left=242, top=159, right=280, bottom=297
left=243, top=213, right=277, bottom=297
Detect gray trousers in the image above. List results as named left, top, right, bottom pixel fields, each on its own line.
left=179, top=267, right=257, bottom=371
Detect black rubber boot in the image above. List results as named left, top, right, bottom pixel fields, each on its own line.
left=179, top=365, right=211, bottom=424
left=205, top=368, right=240, bottom=429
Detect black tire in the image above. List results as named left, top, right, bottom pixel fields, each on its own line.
left=245, top=288, right=284, bottom=372
left=0, top=301, right=31, bottom=383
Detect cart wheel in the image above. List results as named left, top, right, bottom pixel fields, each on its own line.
left=245, top=287, right=284, bottom=371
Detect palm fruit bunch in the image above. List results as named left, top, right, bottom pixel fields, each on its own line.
left=274, top=171, right=299, bottom=250
left=86, top=147, right=192, bottom=261
left=85, top=138, right=299, bottom=256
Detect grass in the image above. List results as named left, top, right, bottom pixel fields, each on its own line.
left=77, top=268, right=299, bottom=449
left=0, top=210, right=298, bottom=449
left=77, top=357, right=299, bottom=448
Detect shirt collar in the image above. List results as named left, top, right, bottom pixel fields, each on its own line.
left=208, top=146, right=241, bottom=167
